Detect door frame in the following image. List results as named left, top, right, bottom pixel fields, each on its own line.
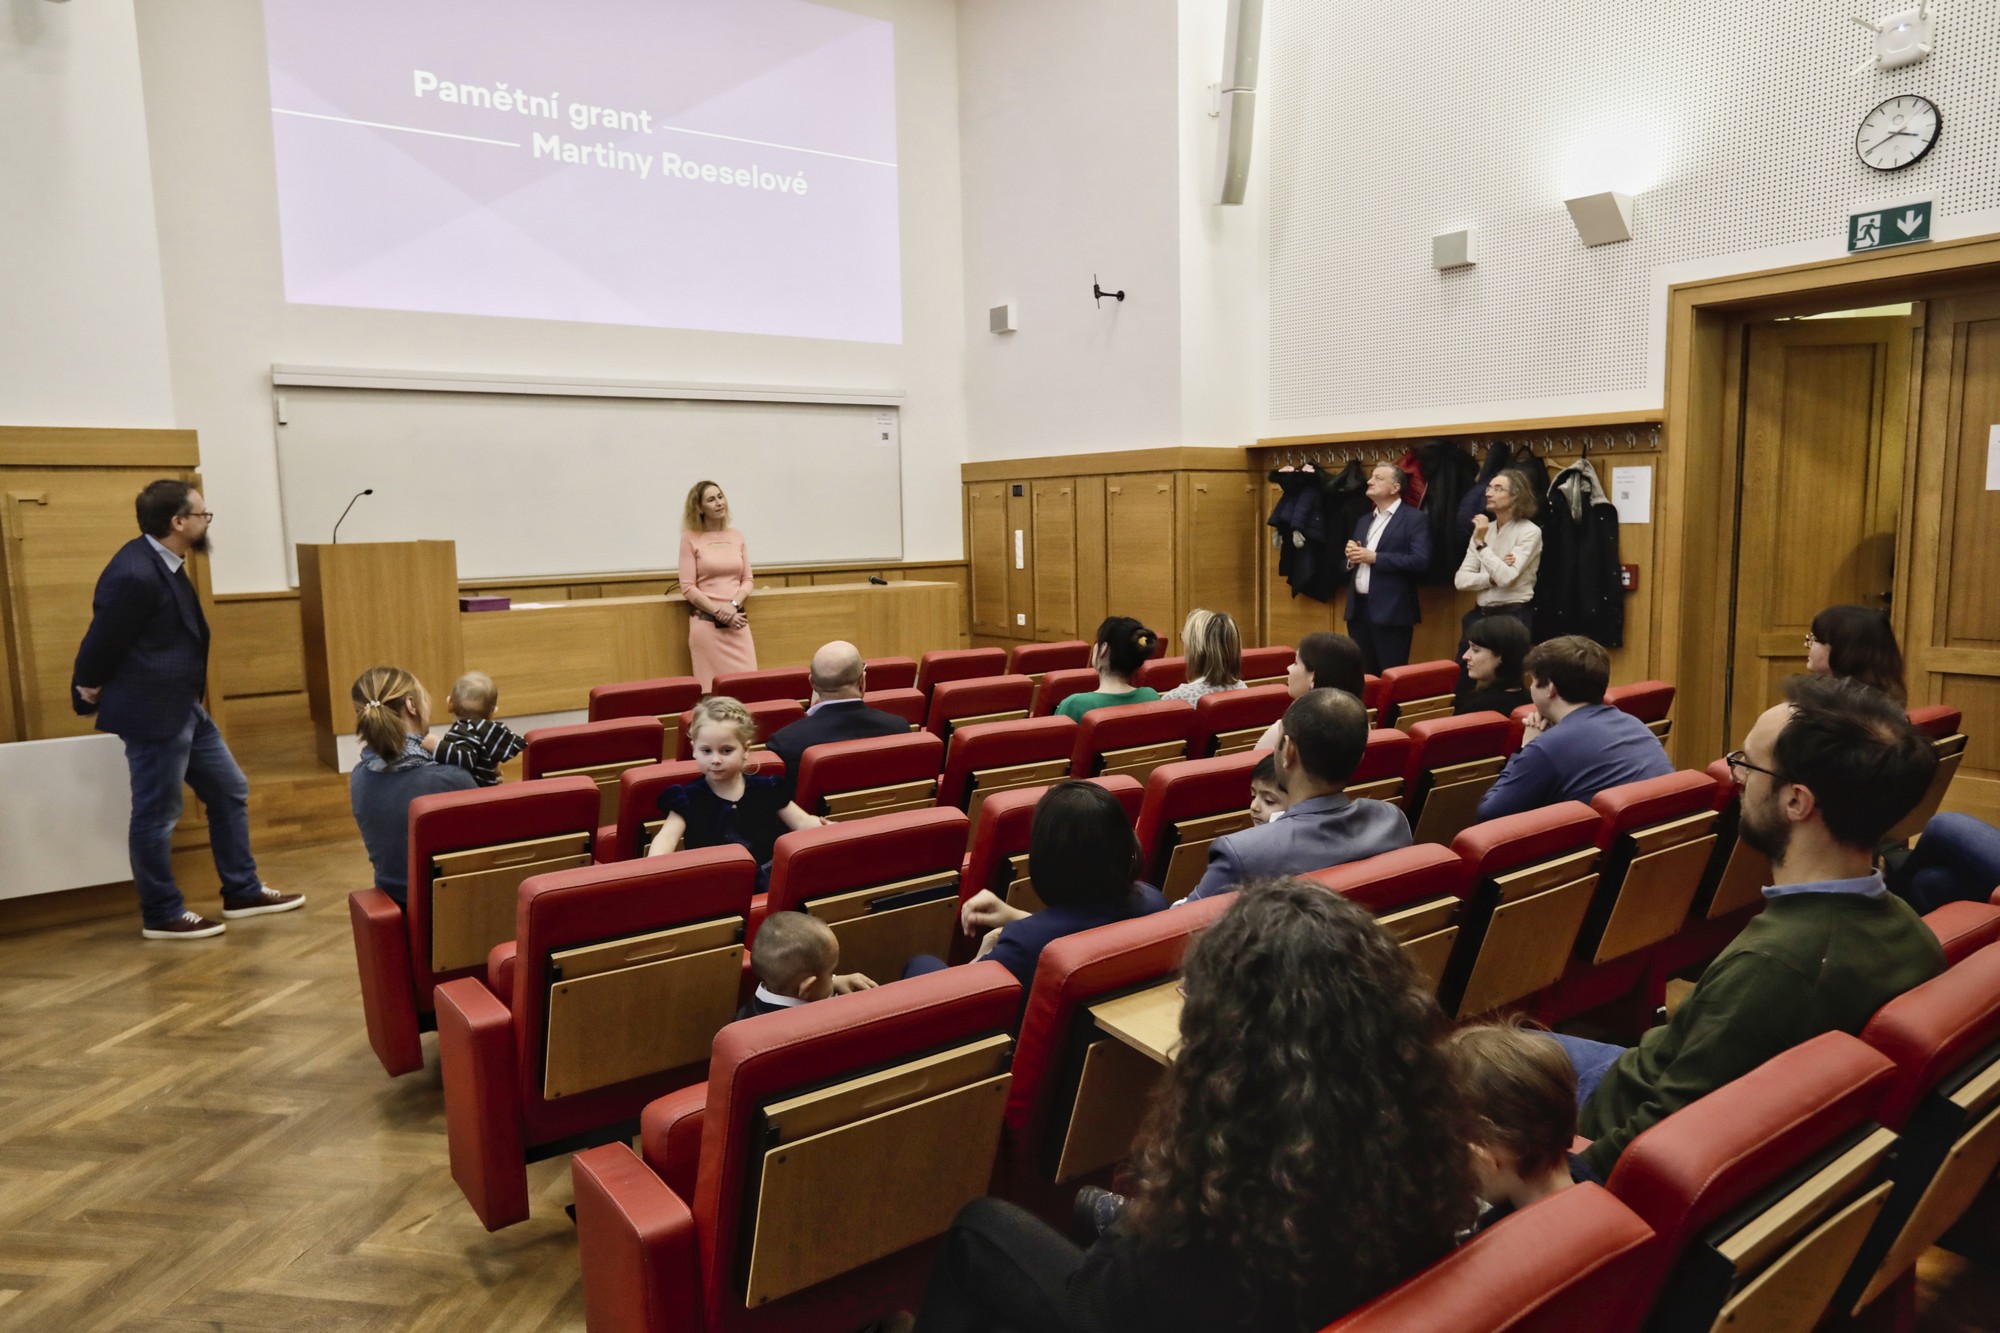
left=1660, top=231, right=2000, bottom=765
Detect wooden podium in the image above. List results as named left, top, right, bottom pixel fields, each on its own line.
left=298, top=541, right=463, bottom=768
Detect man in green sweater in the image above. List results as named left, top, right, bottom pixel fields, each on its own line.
left=1561, top=674, right=1943, bottom=1182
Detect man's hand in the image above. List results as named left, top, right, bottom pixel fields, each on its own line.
left=961, top=888, right=1030, bottom=936
left=973, top=926, right=1004, bottom=961
left=1520, top=712, right=1549, bottom=743
left=75, top=685, right=101, bottom=705
left=1345, top=542, right=1377, bottom=566
left=831, top=972, right=878, bottom=995
left=1472, top=514, right=1490, bottom=542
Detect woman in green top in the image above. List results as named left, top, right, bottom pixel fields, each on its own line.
left=1056, top=616, right=1162, bottom=721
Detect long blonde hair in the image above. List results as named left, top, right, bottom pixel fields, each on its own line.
left=352, top=666, right=426, bottom=764
left=686, top=695, right=758, bottom=751
left=1182, top=609, right=1242, bottom=688
left=682, top=479, right=727, bottom=534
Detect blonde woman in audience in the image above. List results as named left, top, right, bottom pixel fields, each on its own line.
left=1160, top=609, right=1247, bottom=704
left=679, top=479, right=757, bottom=691
left=647, top=696, right=823, bottom=891
left=348, top=666, right=476, bottom=907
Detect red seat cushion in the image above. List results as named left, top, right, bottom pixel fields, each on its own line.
left=792, top=731, right=945, bottom=815
left=1402, top=713, right=1511, bottom=789
left=1190, top=684, right=1290, bottom=757
left=1133, top=753, right=1259, bottom=884
left=1008, top=641, right=1091, bottom=676
left=1381, top=659, right=1460, bottom=704
left=711, top=667, right=811, bottom=705
left=1032, top=668, right=1100, bottom=718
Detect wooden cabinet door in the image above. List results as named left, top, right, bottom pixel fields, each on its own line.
left=1181, top=473, right=1258, bottom=638
left=1031, top=481, right=1079, bottom=641
left=1105, top=474, right=1177, bottom=647
left=965, top=485, right=1010, bottom=638
left=1727, top=317, right=1911, bottom=745
left=1902, top=291, right=2000, bottom=820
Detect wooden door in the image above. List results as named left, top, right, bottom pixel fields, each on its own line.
left=1105, top=474, right=1177, bottom=648
left=1726, top=317, right=1912, bottom=745
left=965, top=484, right=1010, bottom=638
left=1180, top=473, right=1258, bottom=639
left=1031, top=481, right=1079, bottom=641
left=1902, top=291, right=2000, bottom=822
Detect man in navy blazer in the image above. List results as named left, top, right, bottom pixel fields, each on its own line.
left=1181, top=688, right=1412, bottom=903
left=1343, top=463, right=1432, bottom=673
left=765, top=640, right=912, bottom=802
left=72, top=481, right=301, bottom=940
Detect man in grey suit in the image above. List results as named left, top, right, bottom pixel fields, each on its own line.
left=1181, top=688, right=1411, bottom=903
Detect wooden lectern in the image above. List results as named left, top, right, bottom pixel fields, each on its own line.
left=298, top=541, right=462, bottom=768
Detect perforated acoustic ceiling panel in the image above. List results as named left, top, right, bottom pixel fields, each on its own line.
left=1267, top=0, right=2000, bottom=421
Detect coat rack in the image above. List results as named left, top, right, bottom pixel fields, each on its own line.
left=1262, top=424, right=1662, bottom=471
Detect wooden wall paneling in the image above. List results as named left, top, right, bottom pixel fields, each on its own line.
left=966, top=484, right=1009, bottom=637
left=1075, top=476, right=1108, bottom=639
left=212, top=594, right=306, bottom=697
left=1104, top=474, right=1178, bottom=648
left=1005, top=484, right=1032, bottom=638
left=1030, top=480, right=1079, bottom=641
left=1179, top=473, right=1258, bottom=638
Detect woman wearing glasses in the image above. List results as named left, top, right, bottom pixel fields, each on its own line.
left=1803, top=605, right=1905, bottom=701
left=678, top=479, right=757, bottom=692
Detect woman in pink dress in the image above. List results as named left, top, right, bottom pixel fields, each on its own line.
left=679, top=480, right=759, bottom=691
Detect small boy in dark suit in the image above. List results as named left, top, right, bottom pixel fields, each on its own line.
left=425, top=670, right=525, bottom=786
left=735, top=911, right=876, bottom=1021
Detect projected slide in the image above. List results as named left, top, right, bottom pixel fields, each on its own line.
left=262, top=0, right=901, bottom=344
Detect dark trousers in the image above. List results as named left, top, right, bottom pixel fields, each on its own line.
left=916, top=1197, right=1084, bottom=1333
left=1346, top=594, right=1412, bottom=675
left=122, top=703, right=261, bottom=926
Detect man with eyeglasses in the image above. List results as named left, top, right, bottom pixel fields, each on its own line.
left=72, top=480, right=302, bottom=940
left=1556, top=674, right=1942, bottom=1182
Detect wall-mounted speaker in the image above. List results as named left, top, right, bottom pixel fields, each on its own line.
left=1213, top=0, right=1265, bottom=206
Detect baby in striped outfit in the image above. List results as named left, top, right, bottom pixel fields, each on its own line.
left=423, top=670, right=526, bottom=786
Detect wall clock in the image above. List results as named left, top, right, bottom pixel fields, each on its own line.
left=1856, top=95, right=1941, bottom=171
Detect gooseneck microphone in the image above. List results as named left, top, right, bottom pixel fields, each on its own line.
left=332, top=488, right=374, bottom=544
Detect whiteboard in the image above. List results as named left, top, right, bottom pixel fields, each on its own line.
left=273, top=385, right=902, bottom=584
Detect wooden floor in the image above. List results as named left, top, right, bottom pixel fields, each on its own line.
left=0, top=698, right=1995, bottom=1330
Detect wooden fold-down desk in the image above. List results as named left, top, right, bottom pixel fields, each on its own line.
left=1090, top=980, right=1183, bottom=1065
left=459, top=580, right=964, bottom=716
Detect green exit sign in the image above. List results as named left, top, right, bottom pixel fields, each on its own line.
left=1848, top=200, right=1932, bottom=252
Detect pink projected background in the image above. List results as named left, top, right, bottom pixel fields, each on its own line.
left=262, top=0, right=902, bottom=344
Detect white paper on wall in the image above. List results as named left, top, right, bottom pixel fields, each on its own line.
left=1987, top=425, right=2000, bottom=490
left=1611, top=466, right=1653, bottom=524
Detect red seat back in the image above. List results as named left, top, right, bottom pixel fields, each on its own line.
left=1032, top=668, right=1100, bottom=718
left=1240, top=645, right=1294, bottom=685
left=1605, top=680, right=1676, bottom=723
left=1451, top=802, right=1604, bottom=891
left=924, top=674, right=1036, bottom=739
left=607, top=758, right=788, bottom=862
left=864, top=688, right=926, bottom=727
left=1382, top=659, right=1459, bottom=704
left=916, top=647, right=1007, bottom=695
left=1591, top=769, right=1720, bottom=848
left=961, top=776, right=1143, bottom=902
left=1354, top=727, right=1414, bottom=791
left=1862, top=940, right=2000, bottom=1129
left=710, top=667, right=810, bottom=705
left=764, top=806, right=970, bottom=917
left=1069, top=699, right=1196, bottom=778
left=1303, top=843, right=1465, bottom=916
left=1133, top=753, right=1259, bottom=889
left=1008, top=640, right=1090, bottom=676
left=1905, top=704, right=1963, bottom=740
left=676, top=698, right=805, bottom=759
left=791, top=730, right=944, bottom=818
left=1402, top=713, right=1511, bottom=789
left=587, top=676, right=701, bottom=723
left=1922, top=901, right=2000, bottom=967
left=864, top=656, right=918, bottom=692
left=938, top=716, right=1078, bottom=810
left=1135, top=655, right=1187, bottom=693
left=1191, top=684, right=1290, bottom=758
left=523, top=717, right=666, bottom=779
left=1363, top=673, right=1387, bottom=712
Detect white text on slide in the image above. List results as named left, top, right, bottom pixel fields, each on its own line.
left=659, top=152, right=809, bottom=195
left=411, top=70, right=653, bottom=134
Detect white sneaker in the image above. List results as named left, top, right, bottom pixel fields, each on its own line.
left=142, top=910, right=227, bottom=940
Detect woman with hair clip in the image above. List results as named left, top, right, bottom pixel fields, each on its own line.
left=1805, top=604, right=1906, bottom=701
left=1160, top=609, right=1246, bottom=705
left=1055, top=616, right=1163, bottom=721
left=348, top=666, right=476, bottom=906
left=1254, top=630, right=1368, bottom=752
left=679, top=479, right=757, bottom=691
left=914, top=879, right=1479, bottom=1333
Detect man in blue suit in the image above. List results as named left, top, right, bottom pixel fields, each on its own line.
left=1343, top=463, right=1431, bottom=673
left=1182, top=688, right=1411, bottom=903
left=72, top=481, right=301, bottom=940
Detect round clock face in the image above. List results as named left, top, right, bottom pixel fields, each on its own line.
left=1856, top=95, right=1941, bottom=171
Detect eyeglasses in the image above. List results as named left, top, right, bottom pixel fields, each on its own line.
left=1724, top=749, right=1781, bottom=782
left=1803, top=633, right=1822, bottom=649
left=182, top=511, right=214, bottom=521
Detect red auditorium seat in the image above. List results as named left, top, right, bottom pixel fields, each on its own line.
left=1362, top=673, right=1387, bottom=716
left=1603, top=680, right=1676, bottom=741
left=1189, top=683, right=1290, bottom=758
left=1905, top=704, right=1962, bottom=740
left=1837, top=941, right=2000, bottom=1323
left=570, top=965, right=1020, bottom=1333
left=710, top=666, right=811, bottom=706
left=1069, top=698, right=1194, bottom=783
left=523, top=716, right=667, bottom=825
left=1505, top=700, right=1537, bottom=754
left=1134, top=655, right=1186, bottom=694
left=1402, top=713, right=1512, bottom=845
left=997, top=895, right=1233, bottom=1223
left=1133, top=753, right=1258, bottom=903
left=1240, top=644, right=1293, bottom=687
left=674, top=698, right=805, bottom=760
left=1030, top=667, right=1099, bottom=718
left=937, top=716, right=1078, bottom=827
left=1304, top=844, right=1465, bottom=995
left=348, top=776, right=601, bottom=1077
left=1321, top=1185, right=1655, bottom=1333
left=1443, top=802, right=1603, bottom=1020
left=958, top=776, right=1143, bottom=925
left=863, top=687, right=926, bottom=728
left=1887, top=708, right=1968, bottom=844
left=1380, top=659, right=1460, bottom=729
left=761, top=806, right=969, bottom=983
left=588, top=676, right=702, bottom=724
left=1007, top=639, right=1090, bottom=679
left=434, top=847, right=756, bottom=1230
left=791, top=731, right=943, bottom=822
left=924, top=673, right=1035, bottom=739
left=1605, top=1032, right=1899, bottom=1333
left=1348, top=726, right=1414, bottom=806
left=916, top=647, right=1007, bottom=696
left=596, top=758, right=788, bottom=864
left=863, top=656, right=918, bottom=692
left=1921, top=900, right=2000, bottom=965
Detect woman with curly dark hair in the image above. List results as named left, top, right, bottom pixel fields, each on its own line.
left=913, top=879, right=1479, bottom=1333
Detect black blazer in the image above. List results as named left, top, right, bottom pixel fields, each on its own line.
left=72, top=537, right=210, bottom=741
left=766, top=700, right=912, bottom=800
left=1342, top=504, right=1432, bottom=627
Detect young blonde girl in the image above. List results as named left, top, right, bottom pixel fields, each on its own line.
left=647, top=697, right=823, bottom=888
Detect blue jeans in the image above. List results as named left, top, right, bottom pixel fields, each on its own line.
left=1549, top=1033, right=1627, bottom=1109
left=1893, top=813, right=2000, bottom=913
left=123, top=704, right=261, bottom=926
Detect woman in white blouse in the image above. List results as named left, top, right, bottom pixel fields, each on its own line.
left=1453, top=468, right=1542, bottom=647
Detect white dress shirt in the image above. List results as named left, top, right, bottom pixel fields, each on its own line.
left=1353, top=500, right=1400, bottom=596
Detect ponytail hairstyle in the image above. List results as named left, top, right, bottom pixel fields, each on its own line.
left=1810, top=604, right=1906, bottom=702
left=351, top=666, right=426, bottom=764
left=1181, top=609, right=1243, bottom=689
left=1093, top=615, right=1159, bottom=683
left=686, top=694, right=759, bottom=751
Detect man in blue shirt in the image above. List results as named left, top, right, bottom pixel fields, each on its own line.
left=1476, top=635, right=1673, bottom=822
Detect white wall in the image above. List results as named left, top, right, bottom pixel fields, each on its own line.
left=956, top=0, right=1183, bottom=460
left=132, top=0, right=969, bottom=593
left=0, top=0, right=175, bottom=426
